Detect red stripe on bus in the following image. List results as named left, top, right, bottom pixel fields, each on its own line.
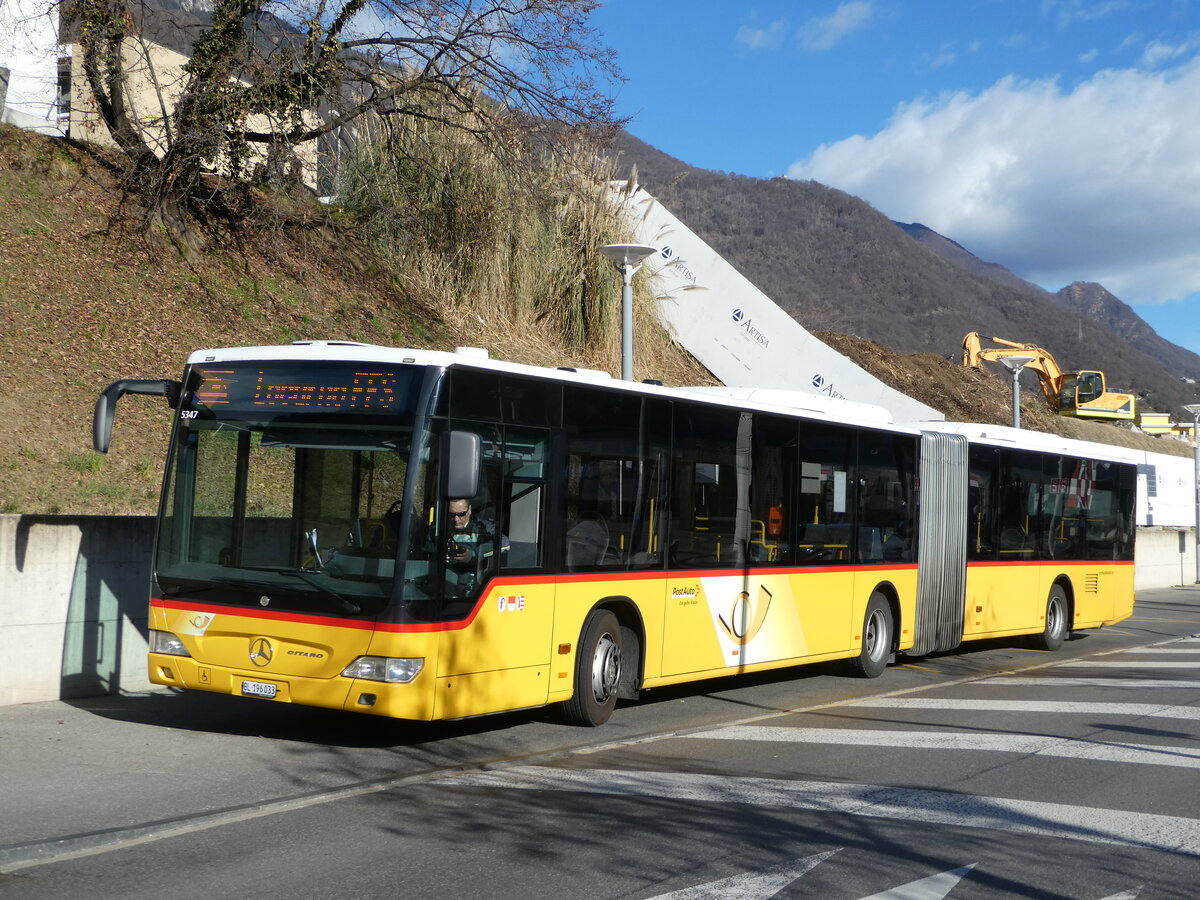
left=966, top=559, right=1134, bottom=568
left=151, top=562, right=922, bottom=634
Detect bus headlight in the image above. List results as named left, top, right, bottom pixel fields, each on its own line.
left=342, top=656, right=424, bottom=683
left=150, top=630, right=191, bottom=657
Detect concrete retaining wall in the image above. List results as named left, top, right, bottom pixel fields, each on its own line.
left=0, top=515, right=154, bottom=707
left=0, top=514, right=1196, bottom=708
left=1134, top=526, right=1198, bottom=593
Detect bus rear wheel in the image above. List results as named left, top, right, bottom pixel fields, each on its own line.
left=848, top=592, right=893, bottom=679
left=1032, top=585, right=1069, bottom=652
left=561, top=609, right=623, bottom=727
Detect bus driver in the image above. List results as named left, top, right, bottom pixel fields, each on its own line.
left=445, top=498, right=507, bottom=569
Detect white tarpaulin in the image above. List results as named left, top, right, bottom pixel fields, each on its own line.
left=618, top=183, right=943, bottom=422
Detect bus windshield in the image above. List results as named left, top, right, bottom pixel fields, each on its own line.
left=155, top=361, right=426, bottom=618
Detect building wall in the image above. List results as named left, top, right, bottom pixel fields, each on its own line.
left=0, top=0, right=66, bottom=133
left=69, top=35, right=319, bottom=187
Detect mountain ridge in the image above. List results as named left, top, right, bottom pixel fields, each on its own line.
left=610, top=129, right=1200, bottom=417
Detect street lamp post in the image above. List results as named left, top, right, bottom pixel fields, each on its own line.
left=1000, top=356, right=1035, bottom=429
left=599, top=243, right=658, bottom=381
left=1184, top=403, right=1200, bottom=584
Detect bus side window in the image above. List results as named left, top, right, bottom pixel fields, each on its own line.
left=562, top=389, right=667, bottom=572
left=499, top=426, right=548, bottom=570
left=967, top=445, right=998, bottom=561
left=749, top=414, right=797, bottom=565
left=856, top=431, right=916, bottom=563
left=669, top=403, right=743, bottom=568
left=1042, top=453, right=1084, bottom=560
left=997, top=450, right=1042, bottom=557
left=795, top=423, right=854, bottom=565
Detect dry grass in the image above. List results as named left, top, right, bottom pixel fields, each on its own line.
left=0, top=123, right=709, bottom=515
left=2, top=120, right=1179, bottom=517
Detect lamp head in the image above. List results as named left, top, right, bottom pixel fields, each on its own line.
left=599, top=243, right=658, bottom=269
left=1000, top=355, right=1035, bottom=374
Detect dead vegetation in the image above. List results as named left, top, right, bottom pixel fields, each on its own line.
left=0, top=124, right=1185, bottom=516
left=818, top=331, right=1192, bottom=456
left=0, top=124, right=706, bottom=515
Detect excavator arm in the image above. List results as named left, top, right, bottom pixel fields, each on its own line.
left=961, top=332, right=1065, bottom=410
left=960, top=332, right=1136, bottom=420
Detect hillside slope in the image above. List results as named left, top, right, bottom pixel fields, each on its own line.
left=610, top=131, right=1200, bottom=416
left=0, top=125, right=709, bottom=515
left=1, top=124, right=1190, bottom=517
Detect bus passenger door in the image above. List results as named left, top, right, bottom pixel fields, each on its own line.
left=966, top=450, right=1042, bottom=636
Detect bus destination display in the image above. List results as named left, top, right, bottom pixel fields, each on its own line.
left=193, top=366, right=407, bottom=411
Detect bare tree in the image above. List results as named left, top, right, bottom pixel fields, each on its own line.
left=62, top=0, right=621, bottom=242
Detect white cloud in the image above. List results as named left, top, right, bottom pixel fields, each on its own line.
left=1042, top=0, right=1134, bottom=29
left=735, top=19, right=787, bottom=52
left=799, top=1, right=875, bottom=52
left=1141, top=33, right=1200, bottom=66
left=787, top=57, right=1200, bottom=304
left=918, top=42, right=958, bottom=70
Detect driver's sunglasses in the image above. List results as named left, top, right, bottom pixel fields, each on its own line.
left=450, top=510, right=470, bottom=519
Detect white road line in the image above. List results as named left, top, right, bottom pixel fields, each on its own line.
left=859, top=864, right=975, bottom=900
left=1114, top=648, right=1200, bottom=654
left=1057, top=661, right=1200, bottom=668
left=846, top=698, right=1200, bottom=720
left=445, top=766, right=1200, bottom=857
left=645, top=850, right=838, bottom=900
left=685, top=727, right=1200, bottom=768
left=977, top=678, right=1200, bottom=688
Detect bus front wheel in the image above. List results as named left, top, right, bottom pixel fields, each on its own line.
left=848, top=592, right=893, bottom=679
left=1032, top=585, right=1069, bottom=652
left=561, top=609, right=623, bottom=726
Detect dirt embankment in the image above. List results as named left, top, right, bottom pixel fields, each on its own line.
left=817, top=331, right=1193, bottom=458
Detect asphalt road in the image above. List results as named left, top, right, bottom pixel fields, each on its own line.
left=2, top=586, right=1199, bottom=899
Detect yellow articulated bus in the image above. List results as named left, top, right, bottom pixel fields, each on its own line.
left=93, top=343, right=1137, bottom=726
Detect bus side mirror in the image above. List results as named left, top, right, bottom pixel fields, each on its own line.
left=440, top=430, right=481, bottom=500
left=93, top=379, right=182, bottom=453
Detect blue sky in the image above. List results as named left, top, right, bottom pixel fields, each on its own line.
left=589, top=0, right=1200, bottom=360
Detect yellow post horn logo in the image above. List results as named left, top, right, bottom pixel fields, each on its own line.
left=718, top=585, right=773, bottom=645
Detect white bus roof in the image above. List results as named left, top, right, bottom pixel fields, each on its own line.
left=184, top=342, right=912, bottom=433
left=918, top=420, right=1143, bottom=465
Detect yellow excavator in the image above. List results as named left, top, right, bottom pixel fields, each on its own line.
left=961, top=332, right=1136, bottom=421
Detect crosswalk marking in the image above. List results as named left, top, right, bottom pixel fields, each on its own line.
left=1058, top=661, right=1200, bottom=668
left=847, top=698, right=1200, bottom=720
left=1113, top=648, right=1200, bottom=654
left=645, top=850, right=837, bottom=899
left=978, top=677, right=1200, bottom=688
left=859, top=863, right=975, bottom=900
left=685, top=726, right=1200, bottom=767
left=444, top=766, right=1200, bottom=857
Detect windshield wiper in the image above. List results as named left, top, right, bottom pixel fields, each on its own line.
left=171, top=571, right=364, bottom=615
left=161, top=583, right=222, bottom=598
left=281, top=569, right=363, bottom=615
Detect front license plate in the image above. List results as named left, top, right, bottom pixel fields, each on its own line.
left=241, top=679, right=278, bottom=699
